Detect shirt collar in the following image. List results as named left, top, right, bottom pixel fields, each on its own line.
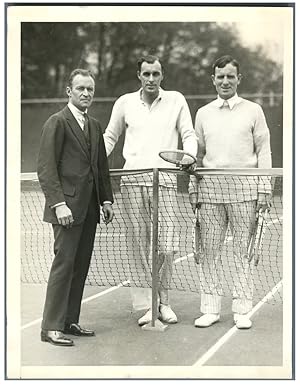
left=213, top=94, right=241, bottom=110
left=68, top=101, right=87, bottom=120
left=138, top=87, right=163, bottom=104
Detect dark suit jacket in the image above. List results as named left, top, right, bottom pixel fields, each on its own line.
left=37, top=105, right=113, bottom=225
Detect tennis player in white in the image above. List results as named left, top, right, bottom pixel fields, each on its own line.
left=189, top=55, right=272, bottom=329
left=104, top=55, right=197, bottom=326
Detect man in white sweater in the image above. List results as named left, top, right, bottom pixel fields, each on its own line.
left=104, top=55, right=197, bottom=326
left=189, top=55, right=272, bottom=329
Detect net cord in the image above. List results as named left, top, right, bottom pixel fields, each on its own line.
left=21, top=168, right=283, bottom=181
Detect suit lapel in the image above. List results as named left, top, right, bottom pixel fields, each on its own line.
left=63, top=106, right=90, bottom=159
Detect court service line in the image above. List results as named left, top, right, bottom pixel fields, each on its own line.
left=266, top=216, right=282, bottom=227
left=193, top=279, right=283, bottom=367
left=81, top=280, right=130, bottom=304
left=21, top=280, right=130, bottom=330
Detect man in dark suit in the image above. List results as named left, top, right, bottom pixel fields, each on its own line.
left=37, top=69, right=114, bottom=347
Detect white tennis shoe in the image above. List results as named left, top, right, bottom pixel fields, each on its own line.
left=138, top=309, right=153, bottom=326
left=194, top=313, right=220, bottom=328
left=138, top=305, right=178, bottom=326
left=234, top=314, right=252, bottom=329
left=159, top=304, right=178, bottom=324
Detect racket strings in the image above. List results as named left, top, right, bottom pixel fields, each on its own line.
left=159, top=150, right=196, bottom=166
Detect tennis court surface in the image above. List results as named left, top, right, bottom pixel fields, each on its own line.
left=19, top=168, right=292, bottom=378
left=21, top=284, right=283, bottom=367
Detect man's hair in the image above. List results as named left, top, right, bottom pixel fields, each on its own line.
left=67, top=69, right=95, bottom=88
left=137, top=55, right=163, bottom=73
left=212, top=55, right=240, bottom=75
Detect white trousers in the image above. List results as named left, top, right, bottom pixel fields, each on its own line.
left=198, top=201, right=256, bottom=315
left=121, top=185, right=178, bottom=310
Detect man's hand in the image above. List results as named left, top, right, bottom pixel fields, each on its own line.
left=256, top=192, right=272, bottom=215
left=180, top=162, right=197, bottom=173
left=55, top=204, right=74, bottom=228
left=102, top=203, right=114, bottom=224
left=189, top=193, right=198, bottom=213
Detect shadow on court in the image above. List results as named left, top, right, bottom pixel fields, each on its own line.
left=21, top=284, right=283, bottom=367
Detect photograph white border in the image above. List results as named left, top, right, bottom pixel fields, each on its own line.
left=5, top=2, right=295, bottom=381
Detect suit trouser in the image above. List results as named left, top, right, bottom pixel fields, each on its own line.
left=198, top=201, right=256, bottom=315
left=121, top=185, right=178, bottom=310
left=41, top=190, right=98, bottom=331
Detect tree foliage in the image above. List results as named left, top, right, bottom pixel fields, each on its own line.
left=21, top=22, right=282, bottom=98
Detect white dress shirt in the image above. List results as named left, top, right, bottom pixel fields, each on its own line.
left=67, top=102, right=86, bottom=129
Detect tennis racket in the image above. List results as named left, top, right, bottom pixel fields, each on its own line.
left=247, top=209, right=268, bottom=266
left=159, top=149, right=197, bottom=168
left=193, top=206, right=204, bottom=264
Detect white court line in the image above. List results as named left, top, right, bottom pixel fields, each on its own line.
left=21, top=317, right=43, bottom=330
left=193, top=280, right=283, bottom=367
left=266, top=217, right=282, bottom=226
left=174, top=254, right=194, bottom=264
left=21, top=280, right=130, bottom=330
left=81, top=280, right=130, bottom=304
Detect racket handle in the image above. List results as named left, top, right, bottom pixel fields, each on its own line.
left=253, top=210, right=268, bottom=266
left=247, top=216, right=259, bottom=262
left=247, top=235, right=256, bottom=262
left=194, top=251, right=200, bottom=265
left=193, top=207, right=204, bottom=264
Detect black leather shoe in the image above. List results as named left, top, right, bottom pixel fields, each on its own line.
left=64, top=323, right=95, bottom=337
left=41, top=330, right=74, bottom=346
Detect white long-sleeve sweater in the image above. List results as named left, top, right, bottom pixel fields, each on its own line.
left=189, top=96, right=272, bottom=203
left=104, top=88, right=197, bottom=167
left=104, top=88, right=197, bottom=187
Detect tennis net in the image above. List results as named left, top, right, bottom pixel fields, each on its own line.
left=21, top=168, right=283, bottom=304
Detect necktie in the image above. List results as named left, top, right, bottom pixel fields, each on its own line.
left=222, top=100, right=230, bottom=109
left=83, top=113, right=90, bottom=141
left=82, top=113, right=91, bottom=154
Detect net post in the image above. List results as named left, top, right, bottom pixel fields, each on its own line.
left=142, top=168, right=167, bottom=332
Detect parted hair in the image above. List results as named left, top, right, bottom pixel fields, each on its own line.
left=67, top=69, right=95, bottom=88
left=212, top=55, right=240, bottom=75
left=137, top=55, right=164, bottom=73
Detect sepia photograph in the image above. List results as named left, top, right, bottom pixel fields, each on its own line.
left=5, top=2, right=295, bottom=381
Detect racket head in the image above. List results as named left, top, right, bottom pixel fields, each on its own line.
left=159, top=149, right=197, bottom=167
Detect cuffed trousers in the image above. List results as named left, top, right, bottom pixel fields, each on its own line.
left=198, top=201, right=256, bottom=315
